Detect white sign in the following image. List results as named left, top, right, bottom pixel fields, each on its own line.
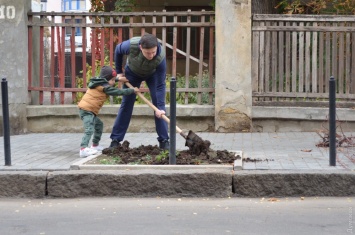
left=0, top=5, right=15, bottom=19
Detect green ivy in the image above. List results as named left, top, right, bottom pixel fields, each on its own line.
left=115, top=0, right=136, bottom=12
left=275, top=0, right=355, bottom=15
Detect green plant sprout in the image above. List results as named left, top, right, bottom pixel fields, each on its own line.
left=155, top=150, right=169, bottom=162
left=99, top=156, right=122, bottom=165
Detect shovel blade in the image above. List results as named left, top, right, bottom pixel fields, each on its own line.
left=185, top=130, right=211, bottom=155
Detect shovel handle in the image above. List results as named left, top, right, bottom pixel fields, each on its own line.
left=125, top=82, right=185, bottom=135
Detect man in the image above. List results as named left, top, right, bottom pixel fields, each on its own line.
left=110, top=33, right=169, bottom=150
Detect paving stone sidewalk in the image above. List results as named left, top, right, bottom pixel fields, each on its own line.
left=0, top=132, right=354, bottom=171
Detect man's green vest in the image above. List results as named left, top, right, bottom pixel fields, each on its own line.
left=127, top=37, right=165, bottom=77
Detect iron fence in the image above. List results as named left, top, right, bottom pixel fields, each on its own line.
left=27, top=10, right=215, bottom=105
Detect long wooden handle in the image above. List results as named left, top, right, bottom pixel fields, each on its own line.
left=125, top=82, right=186, bottom=136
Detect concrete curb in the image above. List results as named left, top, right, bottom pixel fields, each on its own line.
left=73, top=164, right=234, bottom=171
left=0, top=171, right=47, bottom=198
left=1, top=169, right=354, bottom=198
left=47, top=169, right=234, bottom=198
left=234, top=170, right=355, bottom=197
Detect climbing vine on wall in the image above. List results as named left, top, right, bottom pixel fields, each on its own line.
left=276, top=0, right=355, bottom=15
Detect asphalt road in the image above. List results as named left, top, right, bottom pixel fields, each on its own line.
left=0, top=197, right=353, bottom=235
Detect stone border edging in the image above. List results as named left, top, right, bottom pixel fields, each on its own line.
left=1, top=170, right=354, bottom=198
left=47, top=169, right=233, bottom=198
left=0, top=171, right=47, bottom=198
left=234, top=170, right=355, bottom=197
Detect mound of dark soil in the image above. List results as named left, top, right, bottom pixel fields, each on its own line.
left=85, top=140, right=237, bottom=165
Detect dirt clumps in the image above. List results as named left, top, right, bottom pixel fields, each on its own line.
left=85, top=140, right=237, bottom=165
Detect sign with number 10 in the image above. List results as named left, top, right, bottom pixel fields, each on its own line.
left=0, top=5, right=16, bottom=19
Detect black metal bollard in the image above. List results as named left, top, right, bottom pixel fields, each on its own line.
left=1, top=78, right=11, bottom=166
left=169, top=77, right=176, bottom=165
left=329, top=76, right=336, bottom=166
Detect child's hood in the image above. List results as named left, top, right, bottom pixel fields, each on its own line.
left=88, top=77, right=109, bottom=88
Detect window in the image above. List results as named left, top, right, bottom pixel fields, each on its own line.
left=63, top=0, right=85, bottom=11
left=40, top=0, right=47, bottom=12
left=65, top=19, right=82, bottom=36
left=64, top=18, right=83, bottom=51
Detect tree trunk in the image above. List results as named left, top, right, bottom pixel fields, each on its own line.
left=252, top=0, right=280, bottom=14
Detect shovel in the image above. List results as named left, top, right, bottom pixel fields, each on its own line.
left=125, top=82, right=210, bottom=155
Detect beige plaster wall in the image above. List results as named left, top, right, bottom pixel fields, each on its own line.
left=26, top=105, right=215, bottom=133
left=214, top=0, right=252, bottom=132
left=0, top=0, right=30, bottom=135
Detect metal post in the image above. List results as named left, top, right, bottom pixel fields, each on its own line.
left=169, top=77, right=176, bottom=164
left=329, top=76, right=336, bottom=166
left=1, top=78, right=11, bottom=166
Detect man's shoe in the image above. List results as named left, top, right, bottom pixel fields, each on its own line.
left=109, top=139, right=120, bottom=148
left=80, top=147, right=98, bottom=158
left=159, top=140, right=170, bottom=150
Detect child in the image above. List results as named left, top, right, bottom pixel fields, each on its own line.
left=78, top=65, right=138, bottom=157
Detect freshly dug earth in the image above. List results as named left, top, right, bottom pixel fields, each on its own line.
left=85, top=140, right=238, bottom=165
